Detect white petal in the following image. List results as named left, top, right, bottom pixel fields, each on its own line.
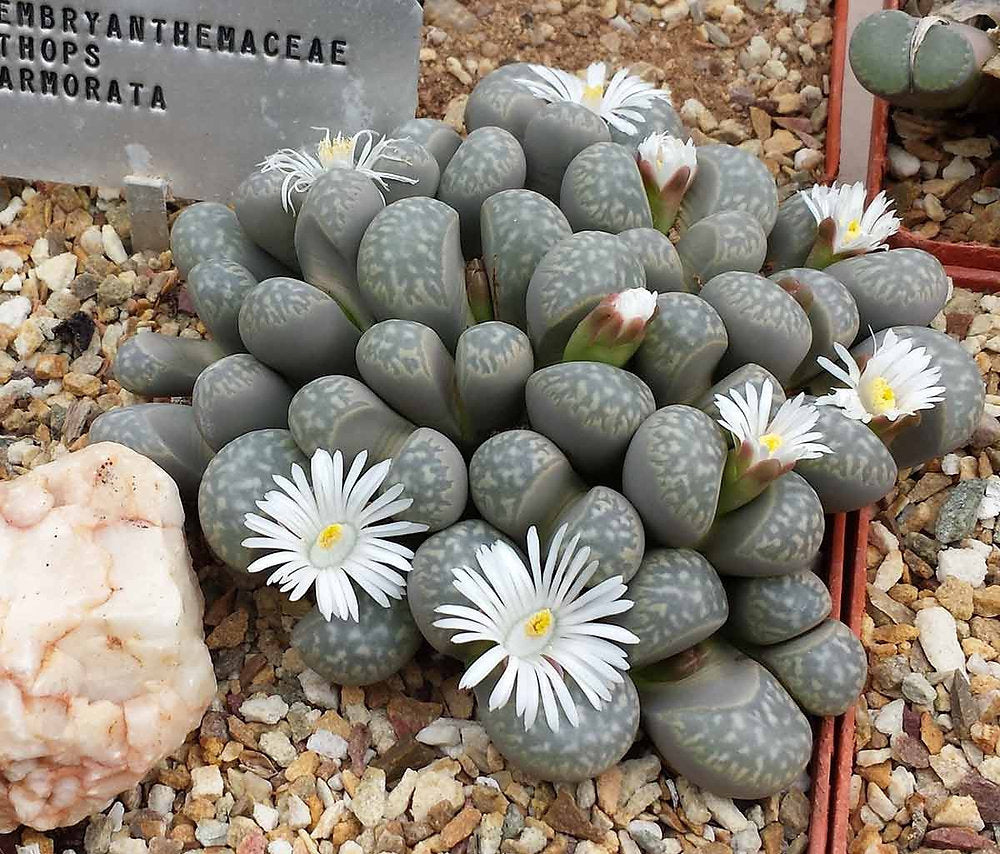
left=460, top=645, right=509, bottom=690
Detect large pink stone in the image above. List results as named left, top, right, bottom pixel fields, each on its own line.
left=0, top=442, right=217, bottom=831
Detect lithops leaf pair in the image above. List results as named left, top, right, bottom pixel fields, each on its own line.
left=356, top=318, right=533, bottom=447
left=411, top=516, right=643, bottom=781
left=850, top=10, right=998, bottom=111
left=470, top=429, right=645, bottom=585
left=636, top=640, right=814, bottom=799
left=288, top=375, right=468, bottom=533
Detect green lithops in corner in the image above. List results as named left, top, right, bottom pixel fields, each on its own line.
left=849, top=10, right=998, bottom=111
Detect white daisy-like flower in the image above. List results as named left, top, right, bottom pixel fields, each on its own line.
left=637, top=133, right=698, bottom=192
left=433, top=525, right=639, bottom=732
left=800, top=182, right=901, bottom=257
left=816, top=329, right=946, bottom=423
left=242, top=448, right=427, bottom=622
left=517, top=61, right=672, bottom=135
left=715, top=380, right=832, bottom=469
left=259, top=128, right=418, bottom=212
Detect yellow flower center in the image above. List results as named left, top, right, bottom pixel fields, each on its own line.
left=871, top=376, right=896, bottom=414
left=525, top=608, right=553, bottom=638
left=846, top=219, right=861, bottom=240
left=759, top=433, right=783, bottom=455
left=317, top=135, right=353, bottom=167
left=582, top=82, right=604, bottom=109
left=316, top=523, right=344, bottom=550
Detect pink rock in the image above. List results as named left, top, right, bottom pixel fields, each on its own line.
left=0, top=443, right=216, bottom=831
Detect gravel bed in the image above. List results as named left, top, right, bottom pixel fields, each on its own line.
left=419, top=0, right=834, bottom=196
left=855, top=288, right=1000, bottom=852
left=885, top=110, right=1000, bottom=246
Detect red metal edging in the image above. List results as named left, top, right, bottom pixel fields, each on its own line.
left=807, top=512, right=848, bottom=854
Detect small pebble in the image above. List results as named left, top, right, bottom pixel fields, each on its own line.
left=915, top=606, right=967, bottom=674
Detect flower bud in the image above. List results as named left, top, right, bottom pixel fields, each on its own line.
left=562, top=288, right=658, bottom=368
left=637, top=133, right=698, bottom=233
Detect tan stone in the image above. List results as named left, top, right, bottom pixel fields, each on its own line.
left=937, top=577, right=975, bottom=621
left=34, top=354, right=69, bottom=380
left=439, top=807, right=482, bottom=848
left=974, top=586, right=1000, bottom=617
left=62, top=371, right=101, bottom=397
left=921, top=713, right=945, bottom=755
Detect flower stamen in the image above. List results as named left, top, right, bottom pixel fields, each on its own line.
left=316, top=523, right=344, bottom=549
left=759, top=433, right=783, bottom=454
left=525, top=608, right=554, bottom=638
left=870, top=377, right=896, bottom=414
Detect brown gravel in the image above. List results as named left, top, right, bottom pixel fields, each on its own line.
left=885, top=108, right=1000, bottom=246
left=418, top=0, right=834, bottom=193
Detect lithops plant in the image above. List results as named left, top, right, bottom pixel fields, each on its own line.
left=292, top=596, right=423, bottom=687
left=623, top=405, right=729, bottom=548
left=391, top=117, right=462, bottom=172
left=560, top=141, right=652, bottom=234
left=635, top=293, right=728, bottom=405
left=675, top=210, right=768, bottom=289
left=426, top=523, right=643, bottom=780
left=705, top=472, right=826, bottom=577
left=469, top=430, right=645, bottom=583
left=525, top=361, right=655, bottom=479
left=849, top=10, right=999, bottom=111
left=677, top=143, right=779, bottom=234
left=770, top=267, right=860, bottom=385
left=699, top=270, right=812, bottom=384
left=113, top=333, right=224, bottom=398
left=192, top=354, right=294, bottom=452
left=526, top=231, right=646, bottom=365
left=825, top=247, right=950, bottom=333
left=437, top=127, right=526, bottom=256
left=750, top=619, right=868, bottom=716
left=636, top=640, right=814, bottom=799
left=89, top=403, right=213, bottom=499
left=725, top=571, right=832, bottom=646
left=614, top=549, right=729, bottom=668
left=96, top=89, right=989, bottom=791
left=288, top=376, right=467, bottom=532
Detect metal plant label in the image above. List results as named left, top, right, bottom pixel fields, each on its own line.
left=0, top=0, right=422, bottom=199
